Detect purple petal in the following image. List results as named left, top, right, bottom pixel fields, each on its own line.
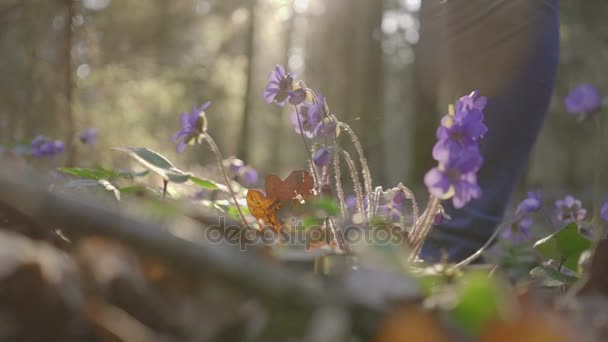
left=176, top=140, right=187, bottom=153
left=424, top=168, right=450, bottom=198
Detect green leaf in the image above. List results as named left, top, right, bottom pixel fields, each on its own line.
left=60, top=167, right=151, bottom=181
left=533, top=223, right=592, bottom=272
left=529, top=266, right=578, bottom=287
left=117, top=169, right=150, bottom=180
left=114, top=147, right=191, bottom=183
left=190, top=176, right=228, bottom=192
left=59, top=167, right=119, bottom=180
left=450, top=271, right=505, bottom=336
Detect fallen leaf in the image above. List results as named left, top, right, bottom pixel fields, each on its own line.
left=246, top=170, right=315, bottom=231
left=246, top=189, right=281, bottom=230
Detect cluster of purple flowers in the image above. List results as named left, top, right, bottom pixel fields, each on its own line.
left=30, top=135, right=65, bottom=157
left=501, top=191, right=542, bottom=244
left=225, top=157, right=258, bottom=187
left=264, top=65, right=337, bottom=140
left=424, top=91, right=488, bottom=209
left=171, top=102, right=210, bottom=153
left=554, top=195, right=587, bottom=225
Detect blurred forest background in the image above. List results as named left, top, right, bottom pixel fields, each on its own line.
left=0, top=0, right=606, bottom=195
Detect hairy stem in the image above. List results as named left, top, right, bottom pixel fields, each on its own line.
left=336, top=120, right=373, bottom=220
left=593, top=113, right=604, bottom=243
left=327, top=217, right=348, bottom=252
left=334, top=147, right=365, bottom=225
left=370, top=186, right=384, bottom=217
left=202, top=134, right=249, bottom=227
left=332, top=153, right=347, bottom=218
left=409, top=196, right=440, bottom=260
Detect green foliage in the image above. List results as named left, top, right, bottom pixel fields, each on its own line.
left=115, top=147, right=191, bottom=183
left=190, top=176, right=229, bottom=192
left=450, top=271, right=504, bottom=336
left=533, top=223, right=592, bottom=273
left=529, top=266, right=578, bottom=287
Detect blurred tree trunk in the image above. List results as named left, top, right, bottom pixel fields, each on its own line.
left=237, top=0, right=257, bottom=162
left=62, top=0, right=76, bottom=166
left=269, top=8, right=294, bottom=171
left=306, top=0, right=386, bottom=184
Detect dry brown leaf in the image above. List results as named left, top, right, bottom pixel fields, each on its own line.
left=246, top=169, right=315, bottom=231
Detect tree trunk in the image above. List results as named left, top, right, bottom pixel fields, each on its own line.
left=237, top=0, right=257, bottom=163
left=63, top=0, right=76, bottom=166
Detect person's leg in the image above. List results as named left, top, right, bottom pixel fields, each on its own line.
left=419, top=0, right=560, bottom=261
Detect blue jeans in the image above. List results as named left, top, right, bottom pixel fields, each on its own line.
left=418, top=0, right=560, bottom=261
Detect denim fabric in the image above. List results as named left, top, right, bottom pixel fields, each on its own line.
left=420, top=0, right=560, bottom=261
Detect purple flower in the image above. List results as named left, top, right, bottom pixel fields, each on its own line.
left=555, top=195, right=586, bottom=225
left=289, top=88, right=307, bottom=106
left=432, top=93, right=487, bottom=164
left=237, top=166, right=258, bottom=186
left=392, top=191, right=407, bottom=207
left=171, top=102, right=210, bottom=153
left=345, top=195, right=368, bottom=211
left=78, top=128, right=98, bottom=146
left=501, top=215, right=533, bottom=245
left=291, top=103, right=322, bottom=138
left=30, top=135, right=65, bottom=157
left=226, top=157, right=245, bottom=173
left=565, top=84, right=601, bottom=115
left=425, top=90, right=487, bottom=209
left=455, top=90, right=488, bottom=113
left=600, top=202, right=608, bottom=223
left=424, top=145, right=482, bottom=209
left=264, top=65, right=294, bottom=106
left=313, top=117, right=338, bottom=139
left=515, top=191, right=542, bottom=216
left=313, top=148, right=331, bottom=167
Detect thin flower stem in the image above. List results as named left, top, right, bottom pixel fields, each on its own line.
left=336, top=120, right=373, bottom=221
left=451, top=213, right=526, bottom=269
left=593, top=113, right=604, bottom=243
left=295, top=105, right=321, bottom=187
left=452, top=222, right=505, bottom=269
left=201, top=134, right=249, bottom=227
left=333, top=147, right=366, bottom=225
